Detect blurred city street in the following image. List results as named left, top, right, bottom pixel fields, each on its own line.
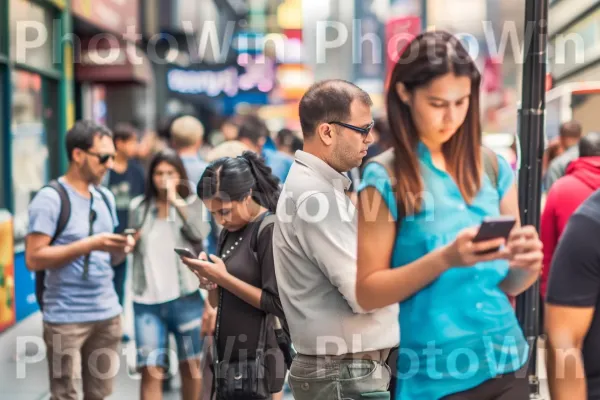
left=1, top=0, right=598, bottom=398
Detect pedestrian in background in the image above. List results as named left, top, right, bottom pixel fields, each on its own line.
left=540, top=132, right=600, bottom=298
left=104, top=122, right=145, bottom=341
left=26, top=120, right=135, bottom=400
left=128, top=149, right=209, bottom=400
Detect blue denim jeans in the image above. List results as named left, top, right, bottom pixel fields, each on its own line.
left=133, top=291, right=205, bottom=369
left=288, top=354, right=391, bottom=400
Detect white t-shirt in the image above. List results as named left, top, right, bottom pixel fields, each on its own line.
left=132, top=219, right=181, bottom=304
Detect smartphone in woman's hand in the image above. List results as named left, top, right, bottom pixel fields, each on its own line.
left=174, top=247, right=197, bottom=259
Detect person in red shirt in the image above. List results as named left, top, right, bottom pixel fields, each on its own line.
left=541, top=131, right=600, bottom=298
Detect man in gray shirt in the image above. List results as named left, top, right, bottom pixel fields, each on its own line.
left=273, top=80, right=399, bottom=399
left=544, top=120, right=583, bottom=191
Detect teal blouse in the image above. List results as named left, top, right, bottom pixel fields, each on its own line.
left=358, top=142, right=529, bottom=400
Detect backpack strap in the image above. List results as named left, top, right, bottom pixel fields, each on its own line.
left=46, top=180, right=71, bottom=244
left=248, top=211, right=294, bottom=368
left=94, top=186, right=115, bottom=225
left=482, top=146, right=499, bottom=189
left=251, top=212, right=277, bottom=252
left=34, top=179, right=71, bottom=312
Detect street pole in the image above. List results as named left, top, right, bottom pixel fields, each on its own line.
left=516, top=0, right=549, bottom=397
left=421, top=0, right=427, bottom=31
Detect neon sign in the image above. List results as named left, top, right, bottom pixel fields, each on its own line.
left=167, top=57, right=276, bottom=97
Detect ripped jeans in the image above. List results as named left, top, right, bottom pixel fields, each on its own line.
left=133, top=291, right=205, bottom=369
left=288, top=354, right=391, bottom=400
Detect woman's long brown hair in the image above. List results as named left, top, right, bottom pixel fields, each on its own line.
left=386, top=30, right=483, bottom=216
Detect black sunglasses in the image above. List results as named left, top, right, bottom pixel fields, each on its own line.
left=85, top=150, right=115, bottom=164
left=329, top=120, right=375, bottom=137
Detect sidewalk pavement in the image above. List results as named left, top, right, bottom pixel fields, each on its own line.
left=0, top=312, right=294, bottom=399
left=0, top=312, right=547, bottom=399
left=0, top=312, right=188, bottom=399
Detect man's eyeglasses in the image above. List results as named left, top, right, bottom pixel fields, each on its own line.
left=85, top=150, right=115, bottom=164
left=329, top=120, right=375, bottom=137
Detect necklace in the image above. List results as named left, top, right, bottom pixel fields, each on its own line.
left=221, top=231, right=245, bottom=260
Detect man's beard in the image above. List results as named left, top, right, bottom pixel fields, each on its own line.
left=81, top=160, right=104, bottom=185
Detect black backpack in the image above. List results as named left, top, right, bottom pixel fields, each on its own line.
left=31, top=180, right=114, bottom=311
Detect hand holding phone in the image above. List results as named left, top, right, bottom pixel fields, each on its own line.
left=444, top=216, right=516, bottom=268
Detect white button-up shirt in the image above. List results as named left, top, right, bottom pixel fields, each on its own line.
left=273, top=151, right=399, bottom=356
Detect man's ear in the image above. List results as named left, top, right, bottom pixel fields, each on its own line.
left=259, top=137, right=266, bottom=148
left=396, top=82, right=412, bottom=105
left=72, top=148, right=84, bottom=164
left=316, top=122, right=334, bottom=146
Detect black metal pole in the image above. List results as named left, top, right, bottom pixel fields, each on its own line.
left=516, top=0, right=548, bottom=397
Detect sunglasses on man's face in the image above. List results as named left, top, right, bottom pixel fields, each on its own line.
left=85, top=150, right=115, bottom=164
left=329, top=120, right=375, bottom=137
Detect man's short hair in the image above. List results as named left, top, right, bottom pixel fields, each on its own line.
left=171, top=115, right=204, bottom=149
left=112, top=122, right=138, bottom=143
left=237, top=114, right=269, bottom=146
left=66, top=120, right=112, bottom=161
left=560, top=120, right=583, bottom=139
left=579, top=132, right=600, bottom=157
left=299, top=79, right=373, bottom=139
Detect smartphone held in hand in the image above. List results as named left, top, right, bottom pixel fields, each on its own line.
left=174, top=247, right=197, bottom=259
left=473, top=216, right=516, bottom=255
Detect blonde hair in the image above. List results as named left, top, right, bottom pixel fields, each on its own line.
left=171, top=116, right=204, bottom=148
left=206, top=140, right=249, bottom=162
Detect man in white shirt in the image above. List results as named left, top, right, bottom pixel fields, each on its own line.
left=273, top=80, right=399, bottom=399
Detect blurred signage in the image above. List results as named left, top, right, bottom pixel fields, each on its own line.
left=233, top=32, right=266, bottom=55
left=14, top=251, right=38, bottom=322
left=72, top=0, right=140, bottom=36
left=167, top=56, right=276, bottom=97
left=277, top=0, right=302, bottom=30
left=353, top=0, right=386, bottom=92
left=45, top=0, right=66, bottom=8
left=233, top=32, right=304, bottom=64
left=0, top=210, right=15, bottom=332
left=276, top=64, right=313, bottom=100
left=385, top=16, right=421, bottom=86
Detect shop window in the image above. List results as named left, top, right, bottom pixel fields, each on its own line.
left=0, top=0, right=7, bottom=56
left=9, top=0, right=55, bottom=71
left=0, top=65, right=5, bottom=209
left=11, top=69, right=47, bottom=243
left=44, top=78, right=60, bottom=180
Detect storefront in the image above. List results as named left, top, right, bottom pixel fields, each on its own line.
left=549, top=1, right=600, bottom=84
left=71, top=0, right=155, bottom=131
left=74, top=40, right=153, bottom=130
left=1, top=0, right=72, bottom=324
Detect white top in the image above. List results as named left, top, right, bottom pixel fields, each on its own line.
left=273, top=151, right=400, bottom=356
left=132, top=219, right=181, bottom=304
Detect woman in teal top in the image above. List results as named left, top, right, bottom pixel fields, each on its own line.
left=355, top=31, right=544, bottom=400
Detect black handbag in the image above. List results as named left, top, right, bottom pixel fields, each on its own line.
left=213, top=291, right=271, bottom=399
